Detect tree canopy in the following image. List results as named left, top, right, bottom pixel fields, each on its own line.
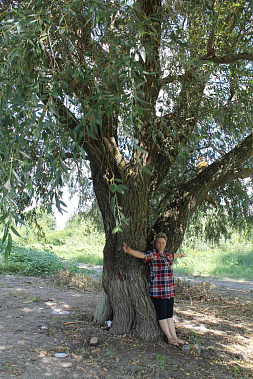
left=1, top=0, right=253, bottom=338
left=1, top=0, right=252, bottom=242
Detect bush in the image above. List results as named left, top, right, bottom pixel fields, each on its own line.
left=0, top=244, right=77, bottom=277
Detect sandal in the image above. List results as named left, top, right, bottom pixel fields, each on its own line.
left=176, top=338, right=189, bottom=345
left=168, top=338, right=179, bottom=346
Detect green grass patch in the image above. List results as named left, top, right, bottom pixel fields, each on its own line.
left=174, top=242, right=253, bottom=280
left=1, top=214, right=104, bottom=278
left=52, top=244, right=103, bottom=265
left=2, top=212, right=252, bottom=283
left=18, top=215, right=105, bottom=267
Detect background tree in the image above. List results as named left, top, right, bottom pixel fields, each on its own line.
left=1, top=0, right=253, bottom=341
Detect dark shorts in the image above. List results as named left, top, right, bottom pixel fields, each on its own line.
left=151, top=297, right=174, bottom=320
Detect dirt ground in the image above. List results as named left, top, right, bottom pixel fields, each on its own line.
left=0, top=274, right=252, bottom=379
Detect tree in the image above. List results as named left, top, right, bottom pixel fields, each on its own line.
left=1, top=0, right=253, bottom=341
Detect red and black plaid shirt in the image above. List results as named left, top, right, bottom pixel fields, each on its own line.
left=143, top=249, right=175, bottom=299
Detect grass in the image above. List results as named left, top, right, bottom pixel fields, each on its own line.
left=28, top=240, right=104, bottom=267
left=0, top=215, right=104, bottom=278
left=52, top=243, right=104, bottom=265
left=174, top=239, right=253, bottom=281
left=16, top=215, right=105, bottom=267
left=0, top=215, right=252, bottom=282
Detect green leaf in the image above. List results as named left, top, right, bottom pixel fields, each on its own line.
left=26, top=182, right=34, bottom=197
left=16, top=149, right=30, bottom=159
left=59, top=200, right=67, bottom=208
left=110, top=195, right=116, bottom=211
left=115, top=184, right=128, bottom=194
left=143, top=166, right=152, bottom=175
left=11, top=225, right=21, bottom=238
left=0, top=214, right=8, bottom=223
left=109, top=183, right=116, bottom=193
left=112, top=226, right=123, bottom=234
left=115, top=187, right=124, bottom=194
left=121, top=216, right=129, bottom=226
left=4, top=233, right=13, bottom=262
left=12, top=169, right=22, bottom=182
left=134, top=144, right=147, bottom=154
left=4, top=179, right=11, bottom=190
left=9, top=49, right=22, bottom=62
left=117, top=184, right=128, bottom=191
left=12, top=212, right=26, bottom=226
left=55, top=193, right=61, bottom=212
left=2, top=223, right=9, bottom=244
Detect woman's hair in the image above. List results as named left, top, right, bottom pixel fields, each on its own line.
left=154, top=232, right=167, bottom=242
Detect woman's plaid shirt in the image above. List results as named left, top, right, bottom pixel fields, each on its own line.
left=143, top=249, right=175, bottom=299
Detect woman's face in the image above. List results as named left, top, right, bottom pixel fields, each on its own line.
left=155, top=238, right=167, bottom=252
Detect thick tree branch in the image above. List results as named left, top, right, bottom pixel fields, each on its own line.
left=39, top=93, right=79, bottom=135
left=156, top=133, right=253, bottom=214
left=200, top=132, right=253, bottom=192
left=150, top=132, right=253, bottom=252
left=210, top=167, right=253, bottom=189
left=199, top=52, right=253, bottom=64
left=103, top=136, right=127, bottom=174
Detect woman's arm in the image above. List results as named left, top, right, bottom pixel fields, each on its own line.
left=174, top=252, right=185, bottom=260
left=123, top=242, right=145, bottom=259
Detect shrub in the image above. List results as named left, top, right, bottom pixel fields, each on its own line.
left=0, top=244, right=76, bottom=277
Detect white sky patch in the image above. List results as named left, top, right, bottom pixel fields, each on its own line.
left=53, top=187, right=79, bottom=230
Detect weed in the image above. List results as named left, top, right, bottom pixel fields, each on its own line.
left=3, top=363, right=13, bottom=370
left=233, top=364, right=248, bottom=378
left=32, top=297, right=41, bottom=302
left=105, top=347, right=114, bottom=356
left=156, top=354, right=165, bottom=371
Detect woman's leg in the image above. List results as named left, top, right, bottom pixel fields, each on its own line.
left=167, top=318, right=188, bottom=345
left=165, top=298, right=188, bottom=345
left=151, top=297, right=187, bottom=345
left=158, top=319, right=179, bottom=346
left=151, top=297, right=179, bottom=345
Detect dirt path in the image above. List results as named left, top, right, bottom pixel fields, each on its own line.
left=0, top=274, right=252, bottom=378
left=176, top=274, right=253, bottom=298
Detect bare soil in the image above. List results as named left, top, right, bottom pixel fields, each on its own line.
left=0, top=274, right=252, bottom=378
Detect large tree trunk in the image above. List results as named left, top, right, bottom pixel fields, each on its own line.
left=101, top=244, right=160, bottom=340
left=90, top=158, right=161, bottom=341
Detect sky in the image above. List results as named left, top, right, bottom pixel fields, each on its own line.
left=53, top=187, right=79, bottom=230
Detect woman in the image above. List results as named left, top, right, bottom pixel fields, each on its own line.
left=123, top=232, right=188, bottom=346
